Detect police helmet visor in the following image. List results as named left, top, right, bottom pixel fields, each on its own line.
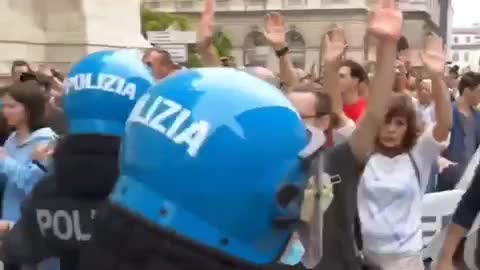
left=299, top=125, right=325, bottom=159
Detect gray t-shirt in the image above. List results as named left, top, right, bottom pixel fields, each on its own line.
left=460, top=113, right=477, bottom=162
left=317, top=142, right=362, bottom=270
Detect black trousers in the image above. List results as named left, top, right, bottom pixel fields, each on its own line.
left=3, top=264, right=22, bottom=270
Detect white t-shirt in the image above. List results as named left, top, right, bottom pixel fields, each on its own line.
left=334, top=117, right=356, bottom=145
left=357, top=127, right=449, bottom=254
left=417, top=103, right=436, bottom=127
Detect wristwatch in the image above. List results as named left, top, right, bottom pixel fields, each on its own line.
left=275, top=47, right=289, bottom=58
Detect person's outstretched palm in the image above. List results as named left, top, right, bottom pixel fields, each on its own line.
left=198, top=0, right=215, bottom=50
left=263, top=12, right=287, bottom=50
left=324, top=28, right=348, bottom=64
left=368, top=0, right=403, bottom=41
left=421, top=34, right=445, bottom=76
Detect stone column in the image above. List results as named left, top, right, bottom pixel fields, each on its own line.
left=0, top=0, right=47, bottom=77
left=0, top=0, right=150, bottom=79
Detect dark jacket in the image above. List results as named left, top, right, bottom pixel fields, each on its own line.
left=45, top=107, right=67, bottom=136
left=0, top=135, right=120, bottom=270
left=76, top=142, right=362, bottom=270
left=315, top=142, right=362, bottom=270
left=439, top=103, right=480, bottom=191
left=452, top=162, right=480, bottom=268
left=452, top=163, right=480, bottom=231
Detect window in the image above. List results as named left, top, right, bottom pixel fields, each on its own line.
left=467, top=36, right=472, bottom=43
left=454, top=36, right=458, bottom=43
left=216, top=0, right=229, bottom=7
left=286, top=30, right=306, bottom=69
left=324, top=0, right=348, bottom=3
left=243, top=31, right=269, bottom=67
left=144, top=1, right=161, bottom=8
left=248, top=0, right=266, bottom=5
left=286, top=0, right=304, bottom=5
left=464, top=52, right=470, bottom=61
left=244, top=0, right=266, bottom=10
left=176, top=0, right=193, bottom=9
left=452, top=52, right=459, bottom=62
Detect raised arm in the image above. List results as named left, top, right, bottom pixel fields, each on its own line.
left=350, top=0, right=403, bottom=163
left=436, top=163, right=480, bottom=270
left=197, top=0, right=221, bottom=67
left=323, top=29, right=351, bottom=128
left=263, top=13, right=299, bottom=88
left=421, top=35, right=453, bottom=142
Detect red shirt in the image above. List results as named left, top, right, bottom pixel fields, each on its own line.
left=343, top=98, right=367, bottom=123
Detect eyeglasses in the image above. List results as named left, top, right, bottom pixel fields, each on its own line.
left=301, top=112, right=330, bottom=121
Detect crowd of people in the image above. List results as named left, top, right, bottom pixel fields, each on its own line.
left=0, top=0, right=477, bottom=270
left=195, top=2, right=480, bottom=269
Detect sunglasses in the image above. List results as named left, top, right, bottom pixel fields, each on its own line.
left=301, top=112, right=331, bottom=121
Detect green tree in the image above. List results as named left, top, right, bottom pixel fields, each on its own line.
left=141, top=6, right=234, bottom=66
left=141, top=9, right=191, bottom=32
left=141, top=7, right=201, bottom=67
left=213, top=31, right=233, bottom=58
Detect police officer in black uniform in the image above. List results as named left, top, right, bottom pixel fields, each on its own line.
left=0, top=49, right=153, bottom=270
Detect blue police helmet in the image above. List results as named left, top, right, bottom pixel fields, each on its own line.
left=64, top=49, right=154, bottom=136
left=110, top=68, right=323, bottom=265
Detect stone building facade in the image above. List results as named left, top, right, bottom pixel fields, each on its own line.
left=0, top=0, right=150, bottom=83
left=451, top=25, right=480, bottom=72
left=146, top=0, right=450, bottom=72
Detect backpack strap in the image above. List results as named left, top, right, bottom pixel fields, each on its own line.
left=408, top=152, right=421, bottom=187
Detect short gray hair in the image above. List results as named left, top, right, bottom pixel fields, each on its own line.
left=238, top=66, right=280, bottom=87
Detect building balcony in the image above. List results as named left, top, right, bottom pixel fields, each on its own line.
left=143, top=0, right=199, bottom=12
left=397, top=0, right=440, bottom=26
left=144, top=0, right=370, bottom=12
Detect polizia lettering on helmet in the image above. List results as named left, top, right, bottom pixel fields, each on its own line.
left=66, top=73, right=137, bottom=100
left=128, top=94, right=210, bottom=157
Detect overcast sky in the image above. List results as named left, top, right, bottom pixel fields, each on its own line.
left=453, top=0, right=477, bottom=27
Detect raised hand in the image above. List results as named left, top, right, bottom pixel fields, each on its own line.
left=263, top=12, right=287, bottom=50
left=434, top=260, right=457, bottom=270
left=33, top=144, right=54, bottom=162
left=421, top=34, right=445, bottom=76
left=324, top=28, right=348, bottom=64
left=0, top=147, right=7, bottom=159
left=395, top=59, right=407, bottom=75
left=0, top=220, right=13, bottom=236
left=198, top=0, right=215, bottom=51
left=368, top=0, right=403, bottom=41
left=398, top=49, right=410, bottom=64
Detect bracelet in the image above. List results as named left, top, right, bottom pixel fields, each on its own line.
left=275, top=47, right=289, bottom=58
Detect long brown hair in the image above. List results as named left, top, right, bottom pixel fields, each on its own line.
left=6, top=80, right=47, bottom=132
left=375, top=93, right=420, bottom=153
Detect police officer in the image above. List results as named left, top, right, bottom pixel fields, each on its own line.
left=76, top=68, right=326, bottom=270
left=0, top=49, right=154, bottom=269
